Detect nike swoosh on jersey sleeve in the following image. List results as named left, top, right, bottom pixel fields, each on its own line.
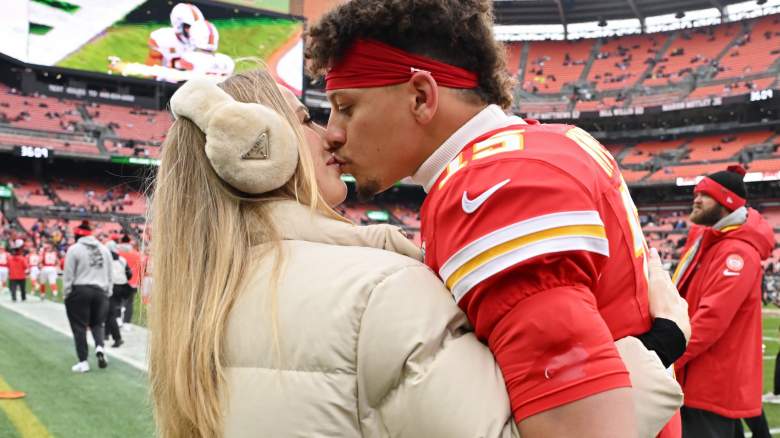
left=439, top=210, right=609, bottom=302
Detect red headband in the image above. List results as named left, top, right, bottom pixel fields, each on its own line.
left=325, top=39, right=479, bottom=91
left=694, top=176, right=746, bottom=211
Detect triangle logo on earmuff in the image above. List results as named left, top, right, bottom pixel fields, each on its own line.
left=242, top=130, right=270, bottom=160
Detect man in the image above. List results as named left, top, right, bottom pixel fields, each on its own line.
left=307, top=1, right=688, bottom=436
left=39, top=242, right=60, bottom=297
left=0, top=244, right=9, bottom=295
left=146, top=3, right=203, bottom=70
left=105, top=241, right=131, bottom=348
left=26, top=245, right=41, bottom=299
left=117, top=235, right=141, bottom=326
left=672, top=165, right=774, bottom=437
left=63, top=221, right=113, bottom=373
left=177, top=20, right=235, bottom=77
left=7, top=240, right=27, bottom=302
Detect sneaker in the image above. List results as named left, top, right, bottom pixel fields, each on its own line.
left=112, top=339, right=124, bottom=348
left=96, top=346, right=108, bottom=369
left=71, top=361, right=90, bottom=373
left=762, top=392, right=780, bottom=404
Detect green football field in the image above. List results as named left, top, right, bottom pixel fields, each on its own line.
left=3, top=280, right=780, bottom=436
left=0, top=304, right=153, bottom=438
left=57, top=17, right=301, bottom=75
left=761, top=314, right=780, bottom=434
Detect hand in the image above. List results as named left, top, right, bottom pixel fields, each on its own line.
left=647, top=248, right=691, bottom=343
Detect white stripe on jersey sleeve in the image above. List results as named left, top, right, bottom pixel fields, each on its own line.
left=439, top=210, right=606, bottom=282
left=450, top=235, right=610, bottom=303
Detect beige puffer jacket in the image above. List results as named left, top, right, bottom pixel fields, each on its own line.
left=221, top=201, right=681, bottom=437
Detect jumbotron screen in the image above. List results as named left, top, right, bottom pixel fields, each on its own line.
left=0, top=0, right=303, bottom=93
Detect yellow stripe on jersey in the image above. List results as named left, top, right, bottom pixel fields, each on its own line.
left=720, top=225, right=741, bottom=233
left=438, top=210, right=610, bottom=303
left=565, top=127, right=615, bottom=178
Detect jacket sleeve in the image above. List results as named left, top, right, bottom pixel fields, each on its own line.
left=675, top=244, right=761, bottom=368
left=63, top=247, right=77, bottom=296
left=356, top=264, right=518, bottom=438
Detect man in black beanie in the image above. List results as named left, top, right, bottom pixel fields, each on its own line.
left=672, top=165, right=775, bottom=437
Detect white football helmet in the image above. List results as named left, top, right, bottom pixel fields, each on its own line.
left=170, top=3, right=204, bottom=37
left=188, top=20, right=219, bottom=52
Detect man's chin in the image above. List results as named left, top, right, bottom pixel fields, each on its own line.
left=354, top=177, right=390, bottom=201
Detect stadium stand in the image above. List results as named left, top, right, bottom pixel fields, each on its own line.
left=648, top=162, right=740, bottom=182
left=0, top=84, right=84, bottom=134
left=588, top=34, right=667, bottom=91
left=644, top=23, right=740, bottom=87
left=523, top=39, right=593, bottom=93
left=716, top=15, right=780, bottom=79
left=681, top=130, right=775, bottom=162
left=620, top=139, right=687, bottom=165
left=86, top=104, right=171, bottom=143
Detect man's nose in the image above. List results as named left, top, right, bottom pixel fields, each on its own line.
left=324, top=122, right=346, bottom=152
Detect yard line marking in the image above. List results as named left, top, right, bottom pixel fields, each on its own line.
left=0, top=374, right=52, bottom=438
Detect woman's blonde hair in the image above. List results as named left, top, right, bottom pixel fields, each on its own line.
left=148, top=68, right=340, bottom=438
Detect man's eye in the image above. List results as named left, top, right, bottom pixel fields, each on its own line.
left=337, top=105, right=352, bottom=115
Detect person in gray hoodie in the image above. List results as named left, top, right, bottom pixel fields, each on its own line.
left=63, top=220, right=113, bottom=373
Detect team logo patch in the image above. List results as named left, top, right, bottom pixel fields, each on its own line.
left=726, top=254, right=744, bottom=272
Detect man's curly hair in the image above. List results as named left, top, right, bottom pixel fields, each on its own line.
left=305, top=0, right=514, bottom=109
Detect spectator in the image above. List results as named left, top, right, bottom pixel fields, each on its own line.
left=672, top=166, right=775, bottom=437
left=105, top=241, right=132, bottom=348
left=63, top=221, right=113, bottom=373
left=7, top=240, right=28, bottom=302
left=117, top=235, right=142, bottom=326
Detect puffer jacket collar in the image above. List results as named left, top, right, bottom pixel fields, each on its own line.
left=265, top=200, right=422, bottom=261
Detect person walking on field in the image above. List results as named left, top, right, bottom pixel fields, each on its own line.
left=672, top=165, right=775, bottom=437
left=63, top=221, right=113, bottom=373
left=7, top=241, right=28, bottom=302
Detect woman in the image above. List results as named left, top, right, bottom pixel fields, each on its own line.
left=149, top=69, right=685, bottom=438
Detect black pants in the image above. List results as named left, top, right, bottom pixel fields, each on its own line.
left=122, top=286, right=137, bottom=324
left=774, top=350, right=780, bottom=395
left=8, top=279, right=26, bottom=301
left=106, top=285, right=132, bottom=342
left=742, top=411, right=771, bottom=438
left=65, top=285, right=109, bottom=362
left=682, top=406, right=743, bottom=438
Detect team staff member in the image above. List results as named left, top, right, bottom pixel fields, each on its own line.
left=672, top=165, right=775, bottom=437
left=117, top=235, right=141, bottom=326
left=63, top=221, right=113, bottom=373
left=7, top=241, right=28, bottom=302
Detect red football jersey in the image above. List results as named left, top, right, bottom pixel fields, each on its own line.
left=28, top=252, right=41, bottom=268
left=420, top=121, right=652, bottom=421
left=43, top=250, right=59, bottom=267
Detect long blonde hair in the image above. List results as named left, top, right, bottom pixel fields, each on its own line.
left=148, top=69, right=340, bottom=438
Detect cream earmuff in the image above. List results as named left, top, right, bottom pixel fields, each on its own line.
left=169, top=77, right=299, bottom=194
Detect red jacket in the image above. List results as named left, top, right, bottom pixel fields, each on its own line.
left=118, top=247, right=142, bottom=288
left=8, top=254, right=28, bottom=280
left=673, top=208, right=774, bottom=418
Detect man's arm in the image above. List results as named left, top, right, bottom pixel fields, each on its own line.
left=520, top=388, right=636, bottom=438
left=676, top=246, right=760, bottom=368
left=62, top=248, right=76, bottom=297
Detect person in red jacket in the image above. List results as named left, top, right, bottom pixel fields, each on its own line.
left=7, top=241, right=29, bottom=302
left=672, top=165, right=775, bottom=437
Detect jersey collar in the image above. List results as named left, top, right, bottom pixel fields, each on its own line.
left=410, top=104, right=525, bottom=192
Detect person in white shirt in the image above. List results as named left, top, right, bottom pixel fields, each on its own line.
left=178, top=20, right=235, bottom=78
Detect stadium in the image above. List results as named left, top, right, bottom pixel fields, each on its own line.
left=0, top=0, right=779, bottom=436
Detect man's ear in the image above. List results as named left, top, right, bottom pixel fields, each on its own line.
left=407, top=72, right=438, bottom=125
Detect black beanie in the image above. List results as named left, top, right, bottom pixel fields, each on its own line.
left=707, top=165, right=747, bottom=200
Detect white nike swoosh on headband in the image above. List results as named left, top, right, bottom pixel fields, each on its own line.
left=462, top=179, right=511, bottom=214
